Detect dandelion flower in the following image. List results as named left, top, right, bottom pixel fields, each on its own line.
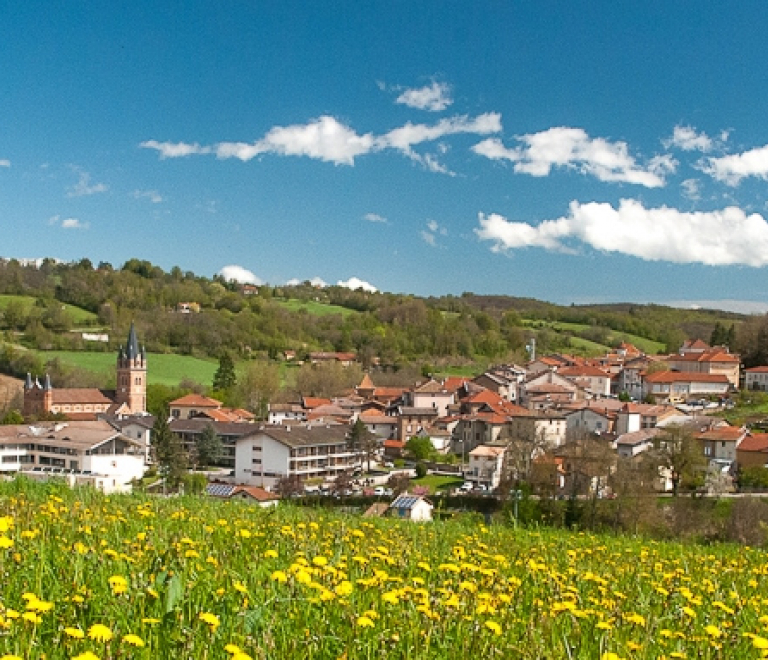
left=72, top=653, right=101, bottom=660
left=357, top=616, right=375, bottom=628
left=88, top=623, right=113, bottom=642
left=198, top=612, right=220, bottom=629
left=64, top=627, right=85, bottom=638
left=485, top=621, right=502, bottom=635
left=122, top=634, right=145, bottom=647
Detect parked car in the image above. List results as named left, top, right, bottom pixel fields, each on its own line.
left=460, top=482, right=474, bottom=492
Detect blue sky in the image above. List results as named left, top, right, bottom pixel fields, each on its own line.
left=4, top=2, right=768, bottom=312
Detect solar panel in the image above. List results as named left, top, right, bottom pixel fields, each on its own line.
left=206, top=483, right=236, bottom=497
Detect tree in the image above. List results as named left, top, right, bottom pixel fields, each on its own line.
left=212, top=352, right=237, bottom=391
left=652, top=424, right=707, bottom=496
left=195, top=424, right=222, bottom=468
left=347, top=418, right=379, bottom=472
left=274, top=474, right=303, bottom=499
left=0, top=409, right=23, bottom=425
left=387, top=471, right=411, bottom=495
left=236, top=360, right=281, bottom=419
left=151, top=409, right=187, bottom=490
left=331, top=470, right=354, bottom=499
left=497, top=427, right=551, bottom=497
left=405, top=436, right=435, bottom=461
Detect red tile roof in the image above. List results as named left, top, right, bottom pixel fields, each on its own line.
left=737, top=434, right=768, bottom=453
left=170, top=394, right=223, bottom=408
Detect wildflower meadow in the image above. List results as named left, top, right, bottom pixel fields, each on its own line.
left=1, top=480, right=767, bottom=659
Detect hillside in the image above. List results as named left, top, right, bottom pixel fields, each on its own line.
left=0, top=258, right=758, bottom=392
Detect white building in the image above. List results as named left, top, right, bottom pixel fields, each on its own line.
left=388, top=493, right=433, bottom=521
left=466, top=445, right=506, bottom=489
left=234, top=424, right=358, bottom=489
left=0, top=421, right=146, bottom=493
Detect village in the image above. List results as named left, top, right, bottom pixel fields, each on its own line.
left=2, top=322, right=768, bottom=522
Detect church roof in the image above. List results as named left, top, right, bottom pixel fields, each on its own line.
left=125, top=322, right=141, bottom=360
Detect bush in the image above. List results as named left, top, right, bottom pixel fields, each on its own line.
left=415, top=462, right=428, bottom=479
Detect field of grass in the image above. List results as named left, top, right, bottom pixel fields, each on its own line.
left=411, top=474, right=464, bottom=494
left=0, top=294, right=98, bottom=326
left=1, top=482, right=767, bottom=659
left=275, top=299, right=357, bottom=318
left=523, top=319, right=666, bottom=355
left=31, top=350, right=220, bottom=388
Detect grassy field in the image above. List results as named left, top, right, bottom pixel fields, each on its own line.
left=523, top=319, right=666, bottom=354
left=1, top=482, right=768, bottom=659
left=0, top=294, right=98, bottom=325
left=31, top=350, right=220, bottom=388
left=275, top=299, right=358, bottom=318
left=411, top=474, right=464, bottom=494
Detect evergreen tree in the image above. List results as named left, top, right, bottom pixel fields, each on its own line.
left=212, top=352, right=237, bottom=391
left=151, top=409, right=187, bottom=489
left=347, top=417, right=379, bottom=472
left=195, top=424, right=222, bottom=468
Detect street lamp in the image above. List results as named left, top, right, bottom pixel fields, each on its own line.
left=511, top=489, right=523, bottom=528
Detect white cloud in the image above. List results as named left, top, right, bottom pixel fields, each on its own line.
left=664, top=125, right=713, bottom=152
left=142, top=113, right=501, bottom=173
left=215, top=116, right=375, bottom=166
left=475, top=199, right=768, bottom=266
left=473, top=127, right=675, bottom=188
left=286, top=277, right=328, bottom=287
left=702, top=144, right=768, bottom=186
left=49, top=215, right=89, bottom=230
left=663, top=299, right=768, bottom=314
left=0, top=159, right=9, bottom=168
left=140, top=140, right=209, bottom=158
left=132, top=189, right=163, bottom=203
left=364, top=213, right=388, bottom=224
left=219, top=265, right=263, bottom=285
left=395, top=81, right=453, bottom=112
left=337, top=277, right=378, bottom=292
left=681, top=178, right=701, bottom=201
left=67, top=167, right=108, bottom=197
left=420, top=230, right=437, bottom=246
left=421, top=219, right=448, bottom=246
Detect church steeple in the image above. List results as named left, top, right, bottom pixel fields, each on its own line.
left=115, top=322, right=147, bottom=414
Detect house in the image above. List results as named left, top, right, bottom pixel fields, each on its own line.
left=0, top=420, right=146, bottom=493
left=388, top=492, right=433, bottom=521
left=563, top=406, right=615, bottom=435
left=104, top=414, right=155, bottom=463
left=397, top=407, right=439, bottom=441
left=665, top=344, right=740, bottom=389
left=557, top=365, right=613, bottom=397
left=614, top=428, right=660, bottom=459
left=642, top=372, right=730, bottom=403
left=309, top=352, right=357, bottom=367
left=697, top=425, right=748, bottom=465
left=205, top=483, right=278, bottom=507
left=616, top=355, right=662, bottom=400
left=736, top=434, right=768, bottom=470
left=466, top=445, right=506, bottom=489
left=745, top=367, right=768, bottom=392
left=358, top=409, right=398, bottom=440
left=506, top=410, right=567, bottom=449
left=520, top=370, right=584, bottom=408
left=169, top=394, right=223, bottom=420
left=234, top=424, right=358, bottom=489
left=614, top=403, right=680, bottom=435
left=407, top=379, right=455, bottom=417
left=23, top=324, right=147, bottom=418
left=267, top=403, right=307, bottom=425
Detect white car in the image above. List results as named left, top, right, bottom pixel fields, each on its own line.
left=460, top=482, right=474, bottom=492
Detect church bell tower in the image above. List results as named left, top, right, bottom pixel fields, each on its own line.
left=115, top=322, right=147, bottom=414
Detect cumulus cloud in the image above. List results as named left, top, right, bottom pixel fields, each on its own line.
left=141, top=113, right=501, bottom=173
left=475, top=199, right=768, bottom=266
left=140, top=140, right=209, bottom=158
left=215, top=116, right=375, bottom=166
left=49, top=215, right=89, bottom=230
left=395, top=81, right=453, bottom=112
left=701, top=144, right=768, bottom=186
left=286, top=277, right=328, bottom=287
left=421, top=219, right=448, bottom=246
left=0, top=159, right=9, bottom=168
left=219, top=265, right=263, bottom=285
left=681, top=178, right=701, bottom=201
left=473, top=127, right=675, bottom=187
left=664, top=125, right=714, bottom=152
left=67, top=167, right=108, bottom=197
left=337, top=277, right=378, bottom=292
left=364, top=213, right=388, bottom=224
left=132, top=189, right=163, bottom=203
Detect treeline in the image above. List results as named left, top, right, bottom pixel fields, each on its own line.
left=0, top=258, right=757, bottom=368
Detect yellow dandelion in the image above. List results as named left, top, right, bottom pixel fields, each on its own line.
left=0, top=537, right=13, bottom=549
left=271, top=570, right=288, bottom=583
left=357, top=615, right=375, bottom=627
left=225, top=644, right=242, bottom=654
left=485, top=620, right=502, bottom=635
left=122, top=633, right=145, bottom=647
left=72, top=653, right=101, bottom=660
left=64, top=627, right=86, bottom=638
left=88, top=623, right=113, bottom=642
left=198, top=612, right=220, bottom=629
left=754, top=636, right=768, bottom=650
left=0, top=655, right=23, bottom=660
left=705, top=625, right=722, bottom=638
left=22, top=612, right=41, bottom=624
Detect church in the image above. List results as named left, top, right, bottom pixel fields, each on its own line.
left=23, top=323, right=147, bottom=419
